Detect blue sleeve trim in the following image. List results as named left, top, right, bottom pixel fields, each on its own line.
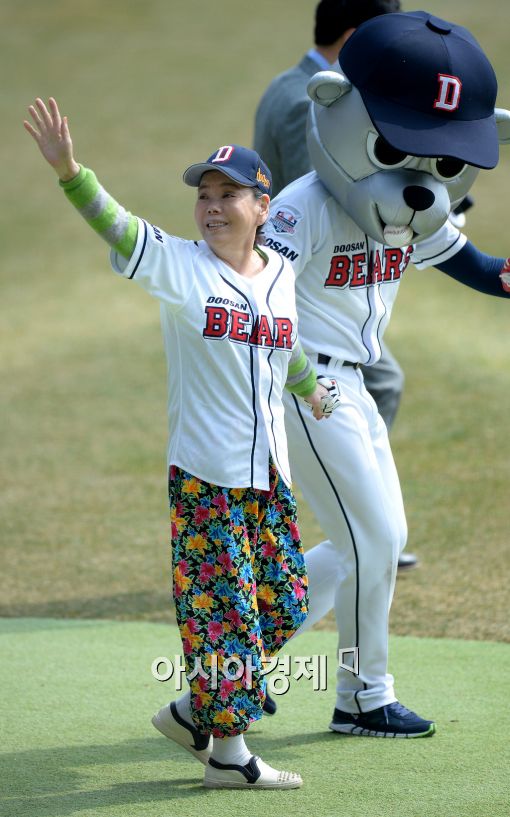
left=436, top=241, right=509, bottom=298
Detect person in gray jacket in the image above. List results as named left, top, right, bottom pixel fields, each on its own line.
left=253, top=0, right=419, bottom=572
left=254, top=0, right=400, bottom=190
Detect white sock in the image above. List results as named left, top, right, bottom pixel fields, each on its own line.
left=210, top=733, right=252, bottom=766
left=174, top=689, right=192, bottom=724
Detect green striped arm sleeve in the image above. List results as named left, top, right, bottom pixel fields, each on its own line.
left=59, top=165, right=138, bottom=259
left=286, top=341, right=317, bottom=397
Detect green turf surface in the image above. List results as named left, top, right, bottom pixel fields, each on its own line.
left=2, top=618, right=508, bottom=817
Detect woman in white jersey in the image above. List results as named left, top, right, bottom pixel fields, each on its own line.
left=24, top=97, right=339, bottom=790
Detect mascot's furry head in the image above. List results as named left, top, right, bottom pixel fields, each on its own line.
left=306, top=10, right=510, bottom=246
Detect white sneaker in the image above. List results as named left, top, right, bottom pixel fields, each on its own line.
left=204, top=754, right=303, bottom=789
left=151, top=702, right=212, bottom=765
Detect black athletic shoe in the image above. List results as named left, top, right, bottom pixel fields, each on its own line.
left=262, top=693, right=277, bottom=716
left=329, top=701, right=436, bottom=738
left=397, top=552, right=419, bottom=572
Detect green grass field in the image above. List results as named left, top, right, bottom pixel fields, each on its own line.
left=2, top=1, right=510, bottom=814
left=2, top=620, right=509, bottom=817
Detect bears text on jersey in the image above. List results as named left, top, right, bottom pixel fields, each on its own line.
left=203, top=305, right=293, bottom=350
left=325, top=246, right=413, bottom=289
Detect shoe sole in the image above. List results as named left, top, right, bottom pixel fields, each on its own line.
left=329, top=722, right=436, bottom=738
left=204, top=777, right=302, bottom=790
left=204, top=755, right=303, bottom=789
left=151, top=709, right=212, bottom=764
left=397, top=563, right=419, bottom=573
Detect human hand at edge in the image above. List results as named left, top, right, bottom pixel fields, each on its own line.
left=304, top=376, right=341, bottom=421
left=24, top=97, right=80, bottom=182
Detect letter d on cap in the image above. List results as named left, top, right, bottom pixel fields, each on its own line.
left=434, top=74, right=462, bottom=111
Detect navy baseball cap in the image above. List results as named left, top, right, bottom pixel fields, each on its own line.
left=183, top=145, right=272, bottom=195
left=339, top=10, right=499, bottom=168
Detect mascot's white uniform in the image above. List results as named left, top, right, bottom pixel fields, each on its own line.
left=263, top=11, right=510, bottom=732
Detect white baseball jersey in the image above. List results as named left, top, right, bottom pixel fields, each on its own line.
left=111, top=219, right=298, bottom=490
left=264, top=172, right=466, bottom=364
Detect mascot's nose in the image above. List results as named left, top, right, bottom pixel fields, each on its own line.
left=403, top=186, right=435, bottom=211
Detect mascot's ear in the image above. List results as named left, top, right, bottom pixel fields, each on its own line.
left=307, top=71, right=352, bottom=107
left=495, top=108, right=510, bottom=144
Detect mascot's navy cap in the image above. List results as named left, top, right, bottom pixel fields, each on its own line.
left=183, top=145, right=272, bottom=195
left=339, top=10, right=498, bottom=168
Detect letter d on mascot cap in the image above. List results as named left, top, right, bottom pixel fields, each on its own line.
left=339, top=10, right=498, bottom=168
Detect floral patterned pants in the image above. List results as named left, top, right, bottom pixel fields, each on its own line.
left=169, top=461, right=309, bottom=737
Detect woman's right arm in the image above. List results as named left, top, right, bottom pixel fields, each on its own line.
left=24, top=97, right=137, bottom=260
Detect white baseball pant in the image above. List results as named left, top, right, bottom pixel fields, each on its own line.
left=284, top=360, right=407, bottom=713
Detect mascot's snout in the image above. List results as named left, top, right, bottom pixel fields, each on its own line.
left=346, top=168, right=455, bottom=246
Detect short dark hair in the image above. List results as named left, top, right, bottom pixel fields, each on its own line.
left=314, top=0, right=401, bottom=46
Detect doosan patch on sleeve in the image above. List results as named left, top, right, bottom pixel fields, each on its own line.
left=269, top=207, right=302, bottom=235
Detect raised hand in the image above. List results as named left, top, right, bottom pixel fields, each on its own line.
left=24, top=97, right=80, bottom=181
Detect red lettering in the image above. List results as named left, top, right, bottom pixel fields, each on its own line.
left=274, top=317, right=293, bottom=349
left=383, top=248, right=404, bottom=281
left=204, top=305, right=294, bottom=350
left=250, top=314, right=274, bottom=347
left=229, top=309, right=250, bottom=343
left=350, top=253, right=367, bottom=287
left=370, top=250, right=383, bottom=283
left=203, top=306, right=228, bottom=338
left=325, top=255, right=350, bottom=288
left=249, top=317, right=260, bottom=345
left=402, top=245, right=413, bottom=270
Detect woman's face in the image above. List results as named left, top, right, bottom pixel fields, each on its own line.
left=194, top=170, right=269, bottom=255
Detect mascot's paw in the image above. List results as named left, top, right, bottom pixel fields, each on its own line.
left=499, top=258, right=510, bottom=293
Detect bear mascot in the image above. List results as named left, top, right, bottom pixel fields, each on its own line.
left=261, top=10, right=510, bottom=736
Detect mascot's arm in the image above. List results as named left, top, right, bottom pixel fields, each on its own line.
left=436, top=241, right=510, bottom=298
